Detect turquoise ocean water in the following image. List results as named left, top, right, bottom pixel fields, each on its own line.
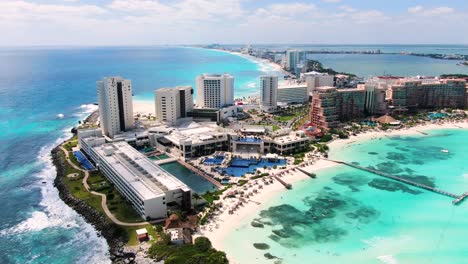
left=0, top=47, right=273, bottom=263
left=0, top=45, right=466, bottom=263
left=223, top=129, right=468, bottom=263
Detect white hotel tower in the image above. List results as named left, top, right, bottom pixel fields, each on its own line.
left=196, top=73, right=234, bottom=109
left=260, top=75, right=278, bottom=112
left=154, top=86, right=194, bottom=125
left=97, top=76, right=134, bottom=138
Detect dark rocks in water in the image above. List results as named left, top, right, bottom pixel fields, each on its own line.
left=376, top=162, right=404, bottom=174
left=368, top=152, right=378, bottom=155
left=313, top=226, right=347, bottom=243
left=260, top=204, right=312, bottom=225
left=368, top=179, right=422, bottom=195
left=386, top=152, right=409, bottom=163
left=412, top=160, right=425, bottom=165
left=332, top=173, right=369, bottom=192
left=345, top=212, right=358, bottom=219
left=324, top=187, right=332, bottom=190
left=251, top=221, right=264, bottom=228
left=268, top=234, right=281, bottom=242
left=351, top=161, right=360, bottom=165
left=398, top=175, right=436, bottom=188
left=272, top=229, right=290, bottom=238
left=51, top=146, right=128, bottom=263
left=253, top=243, right=270, bottom=250
left=264, top=253, right=279, bottom=259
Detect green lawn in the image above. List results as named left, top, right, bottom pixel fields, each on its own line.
left=60, top=147, right=148, bottom=245
left=123, top=224, right=158, bottom=246
left=274, top=114, right=296, bottom=122
left=272, top=125, right=281, bottom=131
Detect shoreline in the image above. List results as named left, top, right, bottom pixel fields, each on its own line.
left=328, top=120, right=468, bottom=151
left=50, top=110, right=136, bottom=263
left=133, top=46, right=286, bottom=116
left=202, top=159, right=337, bottom=262
left=203, top=120, right=468, bottom=263
left=51, top=145, right=127, bottom=262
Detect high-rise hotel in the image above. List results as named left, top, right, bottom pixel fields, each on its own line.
left=155, top=86, right=194, bottom=125
left=260, top=75, right=278, bottom=112
left=196, top=73, right=234, bottom=109
left=97, top=76, right=134, bottom=137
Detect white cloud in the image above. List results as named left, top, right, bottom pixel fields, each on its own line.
left=0, top=1, right=465, bottom=46
left=408, top=6, right=454, bottom=16
left=322, top=0, right=341, bottom=3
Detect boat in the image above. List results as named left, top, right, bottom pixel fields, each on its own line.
left=440, top=149, right=449, bottom=153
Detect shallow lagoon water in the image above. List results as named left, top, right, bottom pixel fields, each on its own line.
left=223, top=129, right=468, bottom=263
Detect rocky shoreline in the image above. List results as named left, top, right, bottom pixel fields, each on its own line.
left=51, top=144, right=135, bottom=263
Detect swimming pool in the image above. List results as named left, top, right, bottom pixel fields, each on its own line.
left=160, top=162, right=218, bottom=194
left=73, top=150, right=95, bottom=170
left=217, top=158, right=286, bottom=177
left=203, top=155, right=225, bottom=165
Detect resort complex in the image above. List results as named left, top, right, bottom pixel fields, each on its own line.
left=65, top=47, right=468, bottom=264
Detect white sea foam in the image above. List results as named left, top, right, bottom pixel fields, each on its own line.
left=2, top=104, right=110, bottom=263
left=72, top=103, right=98, bottom=118
left=377, top=255, right=399, bottom=264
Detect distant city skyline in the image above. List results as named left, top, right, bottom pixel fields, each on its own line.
left=1, top=0, right=467, bottom=46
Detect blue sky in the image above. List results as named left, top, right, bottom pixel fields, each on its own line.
left=0, top=0, right=467, bottom=46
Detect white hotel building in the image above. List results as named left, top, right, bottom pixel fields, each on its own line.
left=196, top=74, right=234, bottom=109
left=97, top=76, right=134, bottom=138
left=277, top=83, right=309, bottom=104
left=260, top=75, right=278, bottom=112
left=78, top=129, right=192, bottom=220
left=155, top=86, right=194, bottom=125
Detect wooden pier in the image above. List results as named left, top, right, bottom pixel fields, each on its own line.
left=297, top=168, right=316, bottom=178
left=328, top=159, right=467, bottom=205
left=273, top=176, right=292, bottom=190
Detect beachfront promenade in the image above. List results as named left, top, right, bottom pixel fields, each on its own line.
left=326, top=158, right=468, bottom=205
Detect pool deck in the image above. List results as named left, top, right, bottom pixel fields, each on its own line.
left=153, top=157, right=178, bottom=165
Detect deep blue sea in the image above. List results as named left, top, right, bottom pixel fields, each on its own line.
left=0, top=46, right=272, bottom=264
left=0, top=45, right=466, bottom=264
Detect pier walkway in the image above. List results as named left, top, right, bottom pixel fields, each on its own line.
left=327, top=159, right=467, bottom=205
left=273, top=176, right=292, bottom=189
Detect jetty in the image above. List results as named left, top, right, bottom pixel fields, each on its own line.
left=297, top=168, right=316, bottom=178
left=273, top=176, right=292, bottom=190
left=327, top=159, right=467, bottom=205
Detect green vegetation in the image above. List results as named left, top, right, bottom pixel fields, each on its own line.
left=440, top=74, right=468, bottom=78
left=319, top=134, right=333, bottom=142
left=251, top=173, right=270, bottom=179
left=237, top=179, right=248, bottom=186
left=274, top=114, right=295, bottom=122
left=272, top=125, right=281, bottom=131
left=303, top=59, right=356, bottom=77
left=201, top=187, right=229, bottom=204
left=60, top=144, right=148, bottom=246
left=313, top=143, right=329, bottom=153
left=123, top=224, right=157, bottom=246
left=148, top=236, right=228, bottom=264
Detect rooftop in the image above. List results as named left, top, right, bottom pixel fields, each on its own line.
left=91, top=140, right=188, bottom=200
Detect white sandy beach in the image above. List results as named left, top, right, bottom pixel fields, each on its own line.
left=202, top=159, right=337, bottom=255
left=133, top=100, right=155, bottom=115
left=202, top=120, right=468, bottom=262
left=329, top=120, right=468, bottom=150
